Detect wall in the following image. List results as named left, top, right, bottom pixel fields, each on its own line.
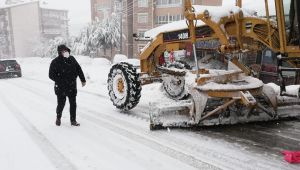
left=10, top=2, right=40, bottom=58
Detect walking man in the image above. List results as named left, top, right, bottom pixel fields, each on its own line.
left=49, top=44, right=86, bottom=126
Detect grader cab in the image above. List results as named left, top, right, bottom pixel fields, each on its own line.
left=107, top=0, right=300, bottom=130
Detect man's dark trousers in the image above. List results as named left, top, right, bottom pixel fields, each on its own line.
left=56, top=95, right=77, bottom=122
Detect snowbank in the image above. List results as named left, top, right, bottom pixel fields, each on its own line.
left=16, top=56, right=141, bottom=98
left=113, top=54, right=140, bottom=67
left=113, top=54, right=128, bottom=63
left=17, top=57, right=52, bottom=81
left=267, top=83, right=300, bottom=97
left=17, top=56, right=112, bottom=96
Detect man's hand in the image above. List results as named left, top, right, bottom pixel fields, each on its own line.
left=81, top=81, right=86, bottom=87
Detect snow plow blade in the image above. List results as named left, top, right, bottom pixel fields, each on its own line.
left=148, top=85, right=300, bottom=130
left=149, top=100, right=196, bottom=130
left=149, top=100, right=300, bottom=130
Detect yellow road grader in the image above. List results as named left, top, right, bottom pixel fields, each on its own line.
left=107, top=0, right=300, bottom=130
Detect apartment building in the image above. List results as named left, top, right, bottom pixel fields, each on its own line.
left=91, top=0, right=114, bottom=21
left=40, top=8, right=69, bottom=39
left=91, top=0, right=222, bottom=58
left=133, top=0, right=222, bottom=58
left=0, top=1, right=69, bottom=58
left=0, top=1, right=40, bottom=58
left=0, top=9, right=11, bottom=58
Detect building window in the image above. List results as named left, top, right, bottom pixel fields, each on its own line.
left=156, top=0, right=182, bottom=7
left=96, top=3, right=110, bottom=11
left=137, top=29, right=147, bottom=37
left=114, top=1, right=122, bottom=11
left=156, top=14, right=182, bottom=24
left=138, top=0, right=148, bottom=7
left=156, top=15, right=168, bottom=24
left=138, top=13, right=148, bottom=23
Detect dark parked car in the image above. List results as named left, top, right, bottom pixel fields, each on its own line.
left=0, top=59, right=22, bottom=78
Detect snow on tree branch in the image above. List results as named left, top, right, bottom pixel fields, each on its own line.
left=73, top=13, right=120, bottom=57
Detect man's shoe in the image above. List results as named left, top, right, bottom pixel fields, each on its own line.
left=71, top=121, right=80, bottom=126
left=56, top=118, right=61, bottom=126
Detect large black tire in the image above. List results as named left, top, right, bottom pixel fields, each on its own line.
left=162, top=61, right=190, bottom=100
left=162, top=75, right=189, bottom=100
left=107, top=62, right=141, bottom=111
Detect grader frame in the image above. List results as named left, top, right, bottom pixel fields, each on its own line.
left=139, top=0, right=300, bottom=86
left=107, top=0, right=300, bottom=129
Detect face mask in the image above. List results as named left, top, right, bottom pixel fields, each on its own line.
left=63, top=51, right=70, bottom=58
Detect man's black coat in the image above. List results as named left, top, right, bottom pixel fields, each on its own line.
left=49, top=55, right=86, bottom=96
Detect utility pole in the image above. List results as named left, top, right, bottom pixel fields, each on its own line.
left=114, top=0, right=123, bottom=54
left=127, top=0, right=133, bottom=58
left=119, top=0, right=123, bottom=54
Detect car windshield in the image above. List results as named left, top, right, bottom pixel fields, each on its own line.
left=0, top=60, right=17, bottom=66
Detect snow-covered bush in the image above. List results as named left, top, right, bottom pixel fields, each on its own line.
left=73, top=13, right=120, bottom=58
left=33, top=37, right=70, bottom=58
left=113, top=54, right=140, bottom=67
left=46, top=37, right=69, bottom=58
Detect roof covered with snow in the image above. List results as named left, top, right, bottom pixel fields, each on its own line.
left=39, top=1, right=67, bottom=11
left=0, top=0, right=67, bottom=11
left=0, top=0, right=39, bottom=9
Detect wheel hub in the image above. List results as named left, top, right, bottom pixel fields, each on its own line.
left=162, top=75, right=187, bottom=99
left=112, top=73, right=127, bottom=100
left=117, top=78, right=125, bottom=93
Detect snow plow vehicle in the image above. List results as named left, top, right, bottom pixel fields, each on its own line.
left=108, top=0, right=300, bottom=130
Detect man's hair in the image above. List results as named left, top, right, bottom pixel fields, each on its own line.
left=57, top=44, right=70, bottom=55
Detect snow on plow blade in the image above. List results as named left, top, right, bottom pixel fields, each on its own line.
left=149, top=100, right=195, bottom=130
left=149, top=100, right=300, bottom=130
left=148, top=85, right=300, bottom=130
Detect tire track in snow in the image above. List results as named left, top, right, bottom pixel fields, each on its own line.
left=6, top=79, right=294, bottom=170
left=3, top=80, right=202, bottom=170
left=5, top=78, right=221, bottom=170
left=18, top=79, right=300, bottom=169
left=0, top=86, right=78, bottom=170
left=79, top=107, right=296, bottom=170
left=193, top=121, right=300, bottom=155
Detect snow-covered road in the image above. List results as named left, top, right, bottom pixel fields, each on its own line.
left=0, top=57, right=299, bottom=170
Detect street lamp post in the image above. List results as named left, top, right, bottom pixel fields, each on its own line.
left=115, top=0, right=123, bottom=54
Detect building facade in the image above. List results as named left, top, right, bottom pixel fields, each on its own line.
left=0, top=1, right=69, bottom=59
left=133, top=0, right=222, bottom=58
left=40, top=8, right=69, bottom=39
left=91, top=0, right=222, bottom=59
left=91, top=0, right=114, bottom=22
left=0, top=9, right=12, bottom=58
left=0, top=1, right=41, bottom=58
